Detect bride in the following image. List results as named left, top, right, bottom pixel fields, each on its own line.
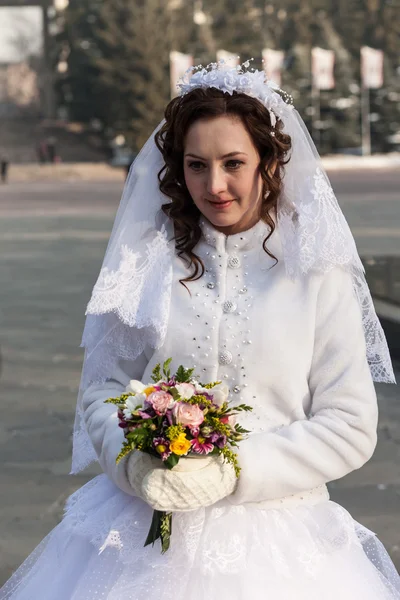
left=1, top=60, right=399, bottom=600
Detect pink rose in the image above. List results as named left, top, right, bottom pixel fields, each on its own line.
left=147, top=391, right=174, bottom=415
left=173, top=402, right=204, bottom=428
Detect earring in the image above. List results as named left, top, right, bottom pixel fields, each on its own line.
left=263, top=190, right=270, bottom=200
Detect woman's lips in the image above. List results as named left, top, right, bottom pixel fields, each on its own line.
left=208, top=199, right=234, bottom=210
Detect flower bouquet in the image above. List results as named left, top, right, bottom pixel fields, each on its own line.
left=105, top=358, right=252, bottom=552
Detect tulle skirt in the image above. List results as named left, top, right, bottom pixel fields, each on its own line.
left=1, top=474, right=400, bottom=600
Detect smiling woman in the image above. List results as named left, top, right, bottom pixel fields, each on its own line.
left=1, top=60, right=398, bottom=600
left=155, top=86, right=291, bottom=284
left=183, top=117, right=263, bottom=233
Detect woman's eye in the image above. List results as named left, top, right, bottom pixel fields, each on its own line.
left=187, top=160, right=244, bottom=171
left=188, top=161, right=205, bottom=171
left=226, top=160, right=244, bottom=170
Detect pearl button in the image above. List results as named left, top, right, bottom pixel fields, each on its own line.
left=219, top=350, right=233, bottom=365
left=228, top=255, right=241, bottom=269
left=222, top=300, right=237, bottom=313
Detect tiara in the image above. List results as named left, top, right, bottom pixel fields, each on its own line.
left=177, top=58, right=294, bottom=127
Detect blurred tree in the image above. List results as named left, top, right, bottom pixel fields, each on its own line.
left=169, top=1, right=209, bottom=61
left=93, top=0, right=170, bottom=151
left=203, top=0, right=263, bottom=62
left=58, top=0, right=171, bottom=152
left=56, top=0, right=105, bottom=124
left=55, top=0, right=399, bottom=154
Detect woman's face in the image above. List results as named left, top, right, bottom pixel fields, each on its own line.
left=183, top=115, right=264, bottom=235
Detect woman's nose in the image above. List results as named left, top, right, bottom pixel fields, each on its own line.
left=206, top=166, right=228, bottom=196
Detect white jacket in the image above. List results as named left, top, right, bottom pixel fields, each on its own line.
left=82, top=217, right=378, bottom=504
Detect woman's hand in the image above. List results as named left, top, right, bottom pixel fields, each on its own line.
left=138, top=455, right=237, bottom=512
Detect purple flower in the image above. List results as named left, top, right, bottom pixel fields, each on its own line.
left=165, top=409, right=173, bottom=426
left=214, top=435, right=227, bottom=449
left=191, top=433, right=214, bottom=455
left=209, top=432, right=227, bottom=448
left=138, top=411, right=152, bottom=419
left=153, top=437, right=171, bottom=461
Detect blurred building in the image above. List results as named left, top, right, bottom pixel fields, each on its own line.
left=0, top=1, right=63, bottom=118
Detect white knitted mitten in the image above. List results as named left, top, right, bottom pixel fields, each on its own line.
left=141, top=455, right=237, bottom=512
left=126, top=450, right=160, bottom=501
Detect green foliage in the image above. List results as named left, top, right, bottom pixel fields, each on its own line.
left=151, top=358, right=173, bottom=383
left=151, top=362, right=162, bottom=383
left=168, top=386, right=180, bottom=401
left=234, top=423, right=251, bottom=435
left=104, top=392, right=135, bottom=406
left=143, top=509, right=172, bottom=553
left=165, top=424, right=185, bottom=441
left=231, top=403, right=253, bottom=413
left=175, top=365, right=195, bottom=383
left=201, top=381, right=222, bottom=389
left=125, top=426, right=151, bottom=450
left=220, top=445, right=241, bottom=477
left=164, top=453, right=180, bottom=470
left=160, top=511, right=173, bottom=554
left=115, top=440, right=134, bottom=464
left=162, top=358, right=172, bottom=380
left=104, top=397, right=123, bottom=405
left=209, top=417, right=231, bottom=436
left=186, top=394, right=214, bottom=408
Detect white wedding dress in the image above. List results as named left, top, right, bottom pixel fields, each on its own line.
left=1, top=219, right=400, bottom=600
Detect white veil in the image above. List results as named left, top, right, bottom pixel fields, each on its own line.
left=70, top=61, right=395, bottom=475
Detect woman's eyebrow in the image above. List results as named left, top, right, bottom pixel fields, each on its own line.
left=184, top=151, right=248, bottom=159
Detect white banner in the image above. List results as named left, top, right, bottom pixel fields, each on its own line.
left=170, top=51, right=193, bottom=98
left=311, top=47, right=335, bottom=90
left=216, top=50, right=239, bottom=69
left=361, top=46, right=384, bottom=89
left=262, top=48, right=284, bottom=87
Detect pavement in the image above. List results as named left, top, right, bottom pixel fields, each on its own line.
left=0, top=170, right=399, bottom=585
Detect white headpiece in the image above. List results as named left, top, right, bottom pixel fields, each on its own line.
left=177, top=58, right=293, bottom=127
left=71, top=60, right=395, bottom=475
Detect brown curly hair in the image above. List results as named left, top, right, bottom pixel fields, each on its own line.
left=155, top=87, right=292, bottom=286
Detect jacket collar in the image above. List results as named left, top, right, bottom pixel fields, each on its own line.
left=199, top=215, right=280, bottom=256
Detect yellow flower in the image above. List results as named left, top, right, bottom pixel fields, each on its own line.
left=144, top=386, right=156, bottom=396
left=170, top=434, right=191, bottom=456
